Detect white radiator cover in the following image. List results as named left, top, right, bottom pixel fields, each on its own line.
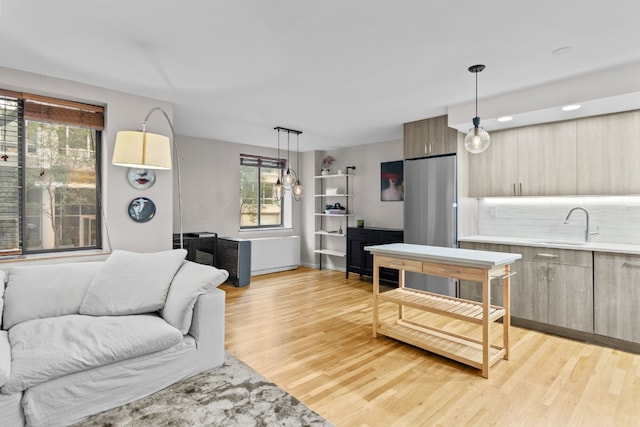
left=250, top=236, right=300, bottom=275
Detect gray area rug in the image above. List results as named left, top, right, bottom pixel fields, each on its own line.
left=77, top=352, right=333, bottom=427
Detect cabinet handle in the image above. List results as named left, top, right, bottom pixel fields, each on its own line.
left=390, top=261, right=405, bottom=266
left=536, top=253, right=558, bottom=258
left=519, top=182, right=523, bottom=196
left=429, top=142, right=432, bottom=153
left=623, top=262, right=640, bottom=268
left=424, top=143, right=427, bottom=155
left=513, top=183, right=516, bottom=196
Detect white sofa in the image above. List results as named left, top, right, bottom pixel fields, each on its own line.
left=0, top=249, right=228, bottom=427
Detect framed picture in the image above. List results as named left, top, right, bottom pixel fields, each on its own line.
left=381, top=160, right=404, bottom=201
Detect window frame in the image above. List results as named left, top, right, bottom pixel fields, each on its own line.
left=239, top=154, right=286, bottom=230
left=0, top=89, right=104, bottom=256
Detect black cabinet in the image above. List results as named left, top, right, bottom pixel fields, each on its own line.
left=346, top=227, right=403, bottom=284
left=173, top=232, right=217, bottom=266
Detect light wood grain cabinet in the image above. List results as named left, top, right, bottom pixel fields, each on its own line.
left=468, top=121, right=577, bottom=197
left=514, top=246, right=592, bottom=332
left=517, top=121, right=577, bottom=196
left=594, top=252, right=640, bottom=342
left=467, top=129, right=519, bottom=197
left=576, top=110, right=640, bottom=195
left=459, top=242, right=514, bottom=307
left=460, top=243, right=593, bottom=333
left=404, top=115, right=457, bottom=159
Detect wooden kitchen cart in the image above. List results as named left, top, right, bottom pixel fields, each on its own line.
left=365, top=243, right=521, bottom=378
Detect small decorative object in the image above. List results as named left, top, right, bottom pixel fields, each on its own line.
left=321, top=155, right=335, bottom=175
left=357, top=219, right=365, bottom=228
left=325, top=202, right=346, bottom=214
left=381, top=160, right=404, bottom=201
left=128, top=197, right=156, bottom=222
left=127, top=168, right=156, bottom=190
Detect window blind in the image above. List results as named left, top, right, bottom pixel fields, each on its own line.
left=0, top=95, right=22, bottom=254
left=240, top=153, right=286, bottom=169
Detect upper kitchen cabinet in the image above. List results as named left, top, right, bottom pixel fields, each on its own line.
left=468, top=128, right=519, bottom=197
left=517, top=121, right=577, bottom=196
left=469, top=122, right=577, bottom=197
left=576, top=110, right=640, bottom=195
left=403, top=115, right=458, bottom=159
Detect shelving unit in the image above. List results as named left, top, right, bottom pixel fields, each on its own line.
left=314, top=172, right=355, bottom=269
left=366, top=243, right=521, bottom=378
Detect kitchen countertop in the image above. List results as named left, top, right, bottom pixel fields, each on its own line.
left=364, top=243, right=521, bottom=269
left=459, top=235, right=640, bottom=256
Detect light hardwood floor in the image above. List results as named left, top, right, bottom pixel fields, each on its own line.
left=221, top=267, right=640, bottom=426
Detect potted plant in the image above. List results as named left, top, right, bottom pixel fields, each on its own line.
left=321, top=155, right=335, bottom=175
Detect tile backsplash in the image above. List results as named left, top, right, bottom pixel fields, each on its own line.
left=477, top=196, right=640, bottom=244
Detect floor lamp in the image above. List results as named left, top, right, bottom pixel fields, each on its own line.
left=112, top=107, right=184, bottom=249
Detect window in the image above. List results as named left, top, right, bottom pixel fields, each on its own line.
left=239, top=154, right=285, bottom=228
left=0, top=90, right=104, bottom=255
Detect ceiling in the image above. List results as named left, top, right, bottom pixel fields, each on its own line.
left=1, top=1, right=640, bottom=151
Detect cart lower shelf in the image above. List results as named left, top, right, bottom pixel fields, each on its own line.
left=377, top=320, right=506, bottom=370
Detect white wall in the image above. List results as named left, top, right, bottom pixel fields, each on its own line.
left=0, top=66, right=174, bottom=255
left=174, top=135, right=302, bottom=240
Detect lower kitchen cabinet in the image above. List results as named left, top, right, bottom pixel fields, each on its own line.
left=459, top=242, right=512, bottom=306
left=460, top=242, right=593, bottom=333
left=594, top=253, right=640, bottom=343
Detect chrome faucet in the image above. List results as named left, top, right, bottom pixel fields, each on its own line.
left=564, top=207, right=599, bottom=242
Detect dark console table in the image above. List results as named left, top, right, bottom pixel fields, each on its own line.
left=173, top=232, right=217, bottom=266
left=346, top=227, right=403, bottom=284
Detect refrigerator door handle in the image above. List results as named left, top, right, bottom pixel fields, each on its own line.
left=451, top=202, right=458, bottom=247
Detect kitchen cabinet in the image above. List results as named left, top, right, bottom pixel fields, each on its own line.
left=594, top=252, right=640, bottom=343
left=514, top=246, right=593, bottom=332
left=404, top=115, right=458, bottom=159
left=517, top=121, right=577, bottom=196
left=459, top=242, right=513, bottom=306
left=576, top=110, right=640, bottom=195
left=467, top=129, right=519, bottom=197
left=460, top=242, right=593, bottom=333
left=468, top=121, right=577, bottom=197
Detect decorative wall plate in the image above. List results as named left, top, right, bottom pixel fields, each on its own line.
left=127, top=168, right=156, bottom=190
left=128, top=197, right=156, bottom=223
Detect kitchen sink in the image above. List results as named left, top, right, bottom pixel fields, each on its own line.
left=536, top=240, right=586, bottom=246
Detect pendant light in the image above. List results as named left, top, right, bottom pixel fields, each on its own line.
left=292, top=131, right=304, bottom=200
left=464, top=64, right=491, bottom=154
left=281, top=131, right=297, bottom=190
left=273, top=129, right=284, bottom=200
left=273, top=126, right=303, bottom=201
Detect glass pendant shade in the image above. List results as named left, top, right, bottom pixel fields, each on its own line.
left=282, top=168, right=297, bottom=190
left=273, top=179, right=284, bottom=200
left=464, top=64, right=490, bottom=154
left=292, top=180, right=304, bottom=201
left=464, top=121, right=491, bottom=154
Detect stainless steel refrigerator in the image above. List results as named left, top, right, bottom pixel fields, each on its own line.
left=403, top=154, right=457, bottom=296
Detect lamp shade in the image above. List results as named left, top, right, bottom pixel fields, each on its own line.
left=112, top=130, right=172, bottom=170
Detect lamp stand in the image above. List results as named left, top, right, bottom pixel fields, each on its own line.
left=142, top=107, right=184, bottom=249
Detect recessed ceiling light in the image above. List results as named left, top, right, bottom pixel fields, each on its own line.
left=497, top=116, right=513, bottom=122
left=562, top=104, right=581, bottom=111
left=552, top=46, right=574, bottom=56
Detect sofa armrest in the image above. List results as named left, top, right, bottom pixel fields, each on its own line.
left=188, top=287, right=225, bottom=371
left=0, top=330, right=10, bottom=387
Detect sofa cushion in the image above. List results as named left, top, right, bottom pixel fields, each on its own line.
left=161, top=261, right=229, bottom=334
left=3, top=262, right=102, bottom=330
left=1, top=314, right=183, bottom=394
left=79, top=249, right=187, bottom=316
left=0, top=331, right=10, bottom=387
